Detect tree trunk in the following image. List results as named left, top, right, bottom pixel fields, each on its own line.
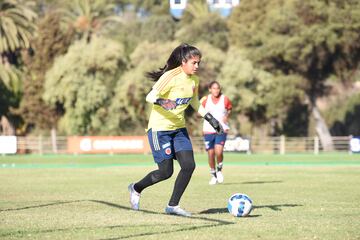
left=0, top=115, right=15, bottom=135
left=51, top=127, right=58, bottom=153
left=311, top=103, right=334, bottom=151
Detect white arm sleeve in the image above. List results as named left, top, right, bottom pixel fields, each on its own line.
left=198, top=104, right=208, bottom=117
left=190, top=98, right=208, bottom=117
left=146, top=88, right=160, bottom=103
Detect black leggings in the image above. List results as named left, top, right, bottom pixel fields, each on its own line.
left=133, top=150, right=195, bottom=206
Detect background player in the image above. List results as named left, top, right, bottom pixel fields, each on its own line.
left=128, top=44, right=223, bottom=217
left=201, top=81, right=232, bottom=185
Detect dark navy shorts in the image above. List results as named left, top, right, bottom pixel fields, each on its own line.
left=203, top=133, right=227, bottom=150
left=147, top=128, right=193, bottom=163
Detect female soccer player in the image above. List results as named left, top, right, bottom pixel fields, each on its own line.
left=201, top=81, right=232, bottom=185
left=128, top=44, right=223, bottom=217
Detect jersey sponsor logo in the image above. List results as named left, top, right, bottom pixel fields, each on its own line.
left=175, top=97, right=192, bottom=105
left=162, top=142, right=171, bottom=149
left=165, top=148, right=172, bottom=155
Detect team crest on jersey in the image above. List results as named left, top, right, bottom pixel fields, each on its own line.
left=165, top=148, right=172, bottom=155
left=175, top=97, right=192, bottom=105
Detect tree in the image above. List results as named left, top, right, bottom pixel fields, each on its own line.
left=218, top=48, right=303, bottom=136
left=176, top=1, right=229, bottom=50
left=0, top=0, right=37, bottom=93
left=0, top=0, right=37, bottom=135
left=228, top=0, right=360, bottom=150
left=43, top=37, right=127, bottom=135
left=15, top=13, right=73, bottom=139
left=0, top=81, right=20, bottom=135
left=0, top=61, right=21, bottom=93
left=57, top=0, right=122, bottom=41
left=0, top=0, right=37, bottom=52
left=115, top=0, right=169, bottom=15
left=140, top=15, right=176, bottom=43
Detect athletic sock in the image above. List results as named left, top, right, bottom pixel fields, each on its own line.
left=210, top=169, right=217, bottom=177
left=217, top=162, right=223, bottom=172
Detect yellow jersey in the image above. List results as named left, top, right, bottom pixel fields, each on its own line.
left=147, top=66, right=201, bottom=131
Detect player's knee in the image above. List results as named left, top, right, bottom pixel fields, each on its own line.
left=159, top=167, right=173, bottom=180
left=176, top=150, right=196, bottom=173
left=182, top=160, right=195, bottom=173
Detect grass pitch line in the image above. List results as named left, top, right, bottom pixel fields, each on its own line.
left=1, top=161, right=360, bottom=168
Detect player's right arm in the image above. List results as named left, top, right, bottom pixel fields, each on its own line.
left=146, top=72, right=176, bottom=110
left=146, top=88, right=176, bottom=110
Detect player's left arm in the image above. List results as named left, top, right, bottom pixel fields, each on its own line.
left=223, top=96, right=232, bottom=124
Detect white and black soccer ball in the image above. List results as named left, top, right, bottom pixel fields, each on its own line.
left=227, top=193, right=253, bottom=217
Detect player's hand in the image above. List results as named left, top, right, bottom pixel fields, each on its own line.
left=204, top=113, right=224, bottom=134
left=155, top=98, right=177, bottom=110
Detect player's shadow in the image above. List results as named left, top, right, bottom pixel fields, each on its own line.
left=221, top=180, right=282, bottom=186
left=198, top=208, right=261, bottom=217
left=253, top=203, right=302, bottom=211
left=241, top=180, right=283, bottom=184
left=199, top=202, right=301, bottom=215
left=198, top=208, right=228, bottom=214
left=0, top=200, right=84, bottom=212
left=91, top=200, right=233, bottom=224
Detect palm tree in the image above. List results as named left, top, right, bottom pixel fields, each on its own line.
left=0, top=0, right=37, bottom=93
left=0, top=58, right=21, bottom=93
left=58, top=0, right=122, bottom=40
left=0, top=0, right=37, bottom=52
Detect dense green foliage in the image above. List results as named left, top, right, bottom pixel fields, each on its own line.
left=0, top=0, right=359, bottom=137
left=43, top=36, right=127, bottom=134
left=16, top=13, right=73, bottom=133
left=0, top=0, right=37, bottom=92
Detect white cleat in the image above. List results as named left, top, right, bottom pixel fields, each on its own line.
left=165, top=205, right=191, bottom=217
left=128, top=183, right=140, bottom=210
left=209, top=176, right=218, bottom=185
left=216, top=171, right=224, bottom=183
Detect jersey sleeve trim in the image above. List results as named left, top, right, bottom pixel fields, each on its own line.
left=224, top=95, right=232, bottom=110
left=200, top=96, right=208, bottom=108
left=154, top=67, right=182, bottom=92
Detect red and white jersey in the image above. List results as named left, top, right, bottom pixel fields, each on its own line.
left=201, top=94, right=232, bottom=133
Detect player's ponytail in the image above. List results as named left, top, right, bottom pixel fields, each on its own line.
left=146, top=43, right=202, bottom=82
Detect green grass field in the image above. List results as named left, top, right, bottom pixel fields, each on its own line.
left=1, top=153, right=360, bottom=240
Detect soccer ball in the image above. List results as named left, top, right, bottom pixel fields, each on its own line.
left=227, top=193, right=253, bottom=217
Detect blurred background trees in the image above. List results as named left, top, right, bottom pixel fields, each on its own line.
left=0, top=0, right=37, bottom=135
left=0, top=0, right=359, bottom=142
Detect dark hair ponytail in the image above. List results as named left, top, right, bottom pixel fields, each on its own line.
left=146, top=43, right=202, bottom=81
